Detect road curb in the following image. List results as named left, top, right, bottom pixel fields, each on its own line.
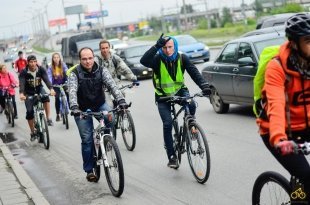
left=0, top=139, right=50, bottom=205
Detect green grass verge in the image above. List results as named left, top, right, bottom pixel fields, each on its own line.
left=32, top=45, right=54, bottom=53
left=135, top=24, right=256, bottom=46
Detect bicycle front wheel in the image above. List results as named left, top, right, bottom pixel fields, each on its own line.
left=252, top=171, right=291, bottom=205
left=8, top=102, right=14, bottom=127
left=103, top=135, right=124, bottom=197
left=186, top=122, right=210, bottom=184
left=40, top=114, right=50, bottom=149
left=120, top=111, right=136, bottom=151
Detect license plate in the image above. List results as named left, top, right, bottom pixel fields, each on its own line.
left=192, top=53, right=202, bottom=58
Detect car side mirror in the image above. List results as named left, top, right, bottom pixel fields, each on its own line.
left=238, top=57, right=256, bottom=67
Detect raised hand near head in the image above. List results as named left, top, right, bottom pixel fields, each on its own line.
left=155, top=33, right=172, bottom=49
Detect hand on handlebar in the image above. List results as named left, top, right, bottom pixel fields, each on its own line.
left=50, top=89, right=56, bottom=96
left=19, top=93, right=26, bottom=101
left=275, top=140, right=296, bottom=156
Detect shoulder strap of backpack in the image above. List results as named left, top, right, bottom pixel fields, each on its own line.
left=274, top=57, right=292, bottom=139
left=112, top=55, right=118, bottom=69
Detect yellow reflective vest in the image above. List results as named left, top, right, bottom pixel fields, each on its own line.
left=153, top=58, right=185, bottom=96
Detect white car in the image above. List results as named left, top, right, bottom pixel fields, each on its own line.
left=108, top=38, right=128, bottom=53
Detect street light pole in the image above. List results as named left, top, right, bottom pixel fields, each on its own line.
left=99, top=0, right=105, bottom=38
left=182, top=0, right=188, bottom=31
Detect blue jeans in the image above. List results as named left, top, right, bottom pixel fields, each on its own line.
left=74, top=103, right=114, bottom=173
left=157, top=89, right=196, bottom=159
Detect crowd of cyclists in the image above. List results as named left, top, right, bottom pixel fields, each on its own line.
left=0, top=12, right=310, bottom=203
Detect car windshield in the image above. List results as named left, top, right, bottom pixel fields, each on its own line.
left=109, top=39, right=122, bottom=46
left=175, top=35, right=198, bottom=46
left=254, top=37, right=286, bottom=56
left=125, top=45, right=150, bottom=58
left=77, top=39, right=101, bottom=52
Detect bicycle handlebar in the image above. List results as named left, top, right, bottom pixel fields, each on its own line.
left=157, top=92, right=205, bottom=103
left=52, top=83, right=67, bottom=88
left=26, top=93, right=50, bottom=100
left=294, top=142, right=310, bottom=155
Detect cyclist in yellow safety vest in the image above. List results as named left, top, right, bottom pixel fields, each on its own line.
left=140, top=33, right=211, bottom=169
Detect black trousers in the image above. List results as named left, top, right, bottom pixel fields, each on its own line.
left=261, top=134, right=310, bottom=202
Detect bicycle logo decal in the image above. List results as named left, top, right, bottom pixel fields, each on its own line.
left=291, top=187, right=307, bottom=200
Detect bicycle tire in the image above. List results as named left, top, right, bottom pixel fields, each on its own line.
left=103, top=135, right=124, bottom=197
left=186, top=122, right=211, bottom=184
left=172, top=120, right=181, bottom=166
left=8, top=102, right=14, bottom=127
left=120, top=111, right=136, bottom=151
left=40, top=114, right=50, bottom=149
left=112, top=112, right=119, bottom=140
left=252, top=171, right=291, bottom=205
left=93, top=142, right=101, bottom=183
left=61, top=96, right=69, bottom=129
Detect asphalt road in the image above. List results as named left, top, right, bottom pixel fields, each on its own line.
left=0, top=48, right=295, bottom=205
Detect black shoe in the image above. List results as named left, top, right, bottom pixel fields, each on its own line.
left=14, top=115, right=18, bottom=119
left=56, top=114, right=60, bottom=122
left=86, top=172, right=97, bottom=182
left=30, top=133, right=36, bottom=142
left=47, top=119, right=53, bottom=126
left=167, top=155, right=179, bottom=169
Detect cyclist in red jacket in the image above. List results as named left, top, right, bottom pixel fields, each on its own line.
left=14, top=51, right=27, bottom=74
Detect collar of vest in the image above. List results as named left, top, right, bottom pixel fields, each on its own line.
left=77, top=62, right=100, bottom=74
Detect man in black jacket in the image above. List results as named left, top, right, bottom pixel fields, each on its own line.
left=140, top=33, right=211, bottom=168
left=19, top=55, right=55, bottom=141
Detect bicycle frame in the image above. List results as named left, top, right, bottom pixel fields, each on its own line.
left=87, top=112, right=113, bottom=168
left=32, top=95, right=46, bottom=133
left=171, top=100, right=197, bottom=155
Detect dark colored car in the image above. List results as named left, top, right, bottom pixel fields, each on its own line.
left=201, top=32, right=287, bottom=114
left=174, top=34, right=210, bottom=63
left=256, top=13, right=296, bottom=29
left=116, top=44, right=153, bottom=79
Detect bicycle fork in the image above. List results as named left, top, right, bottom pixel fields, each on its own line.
left=95, top=132, right=111, bottom=168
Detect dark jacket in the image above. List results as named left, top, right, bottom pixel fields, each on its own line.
left=19, top=65, right=52, bottom=95
left=68, top=62, right=124, bottom=112
left=140, top=46, right=209, bottom=98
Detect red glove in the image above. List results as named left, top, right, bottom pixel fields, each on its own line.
left=275, top=141, right=295, bottom=156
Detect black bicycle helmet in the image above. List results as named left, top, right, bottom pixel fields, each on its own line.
left=27, top=55, right=37, bottom=62
left=285, top=13, right=310, bottom=41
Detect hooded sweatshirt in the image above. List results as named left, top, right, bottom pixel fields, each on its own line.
left=257, top=41, right=310, bottom=146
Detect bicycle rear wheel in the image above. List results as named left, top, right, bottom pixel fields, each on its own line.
left=103, top=135, right=124, bottom=197
left=186, top=122, right=210, bottom=184
left=252, top=171, right=291, bottom=205
left=120, top=110, right=136, bottom=151
left=40, top=114, right=50, bottom=149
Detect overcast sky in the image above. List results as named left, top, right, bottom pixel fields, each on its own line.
left=0, top=0, right=254, bottom=38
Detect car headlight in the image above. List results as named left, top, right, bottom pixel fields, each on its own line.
left=204, top=46, right=209, bottom=51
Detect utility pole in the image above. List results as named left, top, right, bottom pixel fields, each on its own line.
left=161, top=6, right=166, bottom=33
left=99, top=0, right=106, bottom=38
left=176, top=0, right=181, bottom=33
left=241, top=0, right=247, bottom=26
left=182, top=0, right=188, bottom=31
left=203, top=0, right=211, bottom=29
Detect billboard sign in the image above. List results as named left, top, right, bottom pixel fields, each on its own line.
left=48, top=18, right=67, bottom=27
left=84, top=10, right=108, bottom=19
left=65, top=5, right=87, bottom=15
